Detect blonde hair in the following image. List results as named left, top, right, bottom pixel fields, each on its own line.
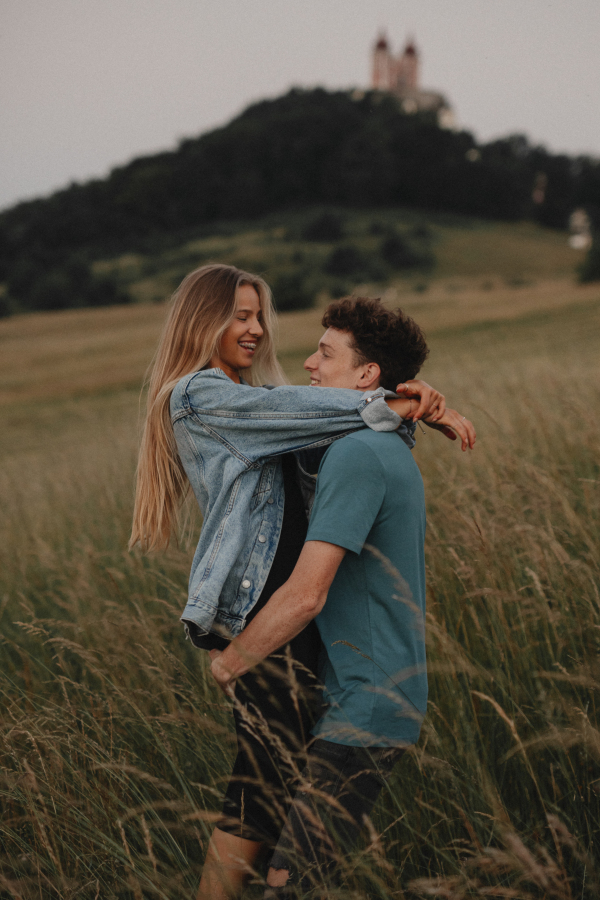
left=130, top=263, right=286, bottom=552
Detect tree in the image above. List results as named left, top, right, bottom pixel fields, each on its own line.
left=7, top=254, right=130, bottom=312
left=302, top=212, right=344, bottom=241
left=579, top=235, right=600, bottom=283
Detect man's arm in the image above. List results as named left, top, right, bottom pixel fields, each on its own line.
left=210, top=541, right=346, bottom=692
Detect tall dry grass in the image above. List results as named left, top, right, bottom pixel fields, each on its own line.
left=0, top=297, right=598, bottom=897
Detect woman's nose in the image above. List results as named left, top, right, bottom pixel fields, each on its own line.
left=249, top=319, right=264, bottom=337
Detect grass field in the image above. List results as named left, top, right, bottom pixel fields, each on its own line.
left=0, top=264, right=599, bottom=897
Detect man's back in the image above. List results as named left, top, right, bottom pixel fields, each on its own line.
left=306, top=429, right=427, bottom=747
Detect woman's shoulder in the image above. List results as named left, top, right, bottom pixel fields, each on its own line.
left=175, top=368, right=229, bottom=394
left=171, top=368, right=223, bottom=415
left=171, top=368, right=259, bottom=417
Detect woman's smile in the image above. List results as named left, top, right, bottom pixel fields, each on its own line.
left=210, top=284, right=264, bottom=381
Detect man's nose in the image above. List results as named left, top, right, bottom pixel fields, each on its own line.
left=304, top=352, right=316, bottom=371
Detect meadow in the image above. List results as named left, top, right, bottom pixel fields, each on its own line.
left=0, top=245, right=599, bottom=897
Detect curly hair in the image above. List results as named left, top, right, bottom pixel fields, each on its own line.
left=322, top=296, right=429, bottom=390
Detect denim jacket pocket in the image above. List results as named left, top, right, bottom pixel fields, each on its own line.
left=250, top=459, right=276, bottom=511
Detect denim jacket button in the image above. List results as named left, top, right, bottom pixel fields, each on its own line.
left=267, top=498, right=274, bottom=504
left=242, top=579, right=251, bottom=589
left=258, top=535, right=266, bottom=543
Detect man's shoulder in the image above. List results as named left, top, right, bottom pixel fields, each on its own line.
left=324, top=429, right=411, bottom=464
left=319, top=430, right=420, bottom=496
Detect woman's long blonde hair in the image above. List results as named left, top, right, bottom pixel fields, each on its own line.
left=130, top=263, right=286, bottom=552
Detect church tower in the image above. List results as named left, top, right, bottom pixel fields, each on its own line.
left=372, top=33, right=392, bottom=91
left=395, top=39, right=419, bottom=92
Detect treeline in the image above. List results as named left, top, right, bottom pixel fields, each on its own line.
left=2, top=87, right=600, bottom=314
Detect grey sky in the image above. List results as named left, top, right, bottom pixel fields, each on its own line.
left=2, top=0, right=599, bottom=212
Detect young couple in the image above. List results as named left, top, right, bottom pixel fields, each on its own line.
left=130, top=264, right=475, bottom=897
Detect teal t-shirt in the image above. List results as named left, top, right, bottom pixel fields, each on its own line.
left=306, top=429, right=427, bottom=747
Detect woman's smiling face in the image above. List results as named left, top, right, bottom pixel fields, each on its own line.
left=210, top=283, right=264, bottom=382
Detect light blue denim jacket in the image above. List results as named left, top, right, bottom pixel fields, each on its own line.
left=171, top=368, right=415, bottom=640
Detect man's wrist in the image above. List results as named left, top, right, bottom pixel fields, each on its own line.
left=213, top=642, right=259, bottom=684
left=211, top=654, right=234, bottom=690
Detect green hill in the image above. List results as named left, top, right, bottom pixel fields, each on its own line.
left=2, top=87, right=600, bottom=315
left=93, top=208, right=585, bottom=310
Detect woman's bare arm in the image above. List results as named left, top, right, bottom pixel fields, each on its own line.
left=386, top=379, right=446, bottom=421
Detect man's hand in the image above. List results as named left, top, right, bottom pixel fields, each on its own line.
left=208, top=542, right=346, bottom=693
left=209, top=649, right=236, bottom=696
left=422, top=408, right=476, bottom=451
left=396, top=380, right=445, bottom=422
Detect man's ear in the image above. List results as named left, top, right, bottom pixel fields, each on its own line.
left=356, top=362, right=381, bottom=391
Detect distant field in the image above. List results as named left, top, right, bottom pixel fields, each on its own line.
left=1, top=271, right=597, bottom=410
left=0, top=271, right=599, bottom=896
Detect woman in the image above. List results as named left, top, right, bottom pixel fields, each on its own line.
left=130, top=264, right=444, bottom=898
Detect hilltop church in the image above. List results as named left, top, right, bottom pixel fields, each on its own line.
left=371, top=33, right=454, bottom=129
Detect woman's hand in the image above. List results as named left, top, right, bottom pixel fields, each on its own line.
left=422, top=408, right=476, bottom=451
left=395, top=380, right=445, bottom=422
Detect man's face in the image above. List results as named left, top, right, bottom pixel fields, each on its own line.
left=304, top=327, right=379, bottom=390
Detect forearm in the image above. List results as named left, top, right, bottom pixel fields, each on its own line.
left=211, top=541, right=346, bottom=690
left=215, top=584, right=323, bottom=681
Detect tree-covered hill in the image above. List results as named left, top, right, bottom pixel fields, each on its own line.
left=1, top=87, right=600, bottom=314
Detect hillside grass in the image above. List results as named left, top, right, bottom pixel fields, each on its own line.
left=0, top=276, right=599, bottom=897
left=91, top=208, right=586, bottom=306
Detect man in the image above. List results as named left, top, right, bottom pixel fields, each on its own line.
left=211, top=297, right=475, bottom=895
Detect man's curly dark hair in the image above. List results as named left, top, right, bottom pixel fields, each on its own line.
left=322, top=296, right=429, bottom=390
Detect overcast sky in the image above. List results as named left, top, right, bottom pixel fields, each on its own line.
left=2, top=0, right=599, bottom=212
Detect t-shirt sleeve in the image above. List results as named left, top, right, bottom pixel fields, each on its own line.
left=306, top=437, right=386, bottom=554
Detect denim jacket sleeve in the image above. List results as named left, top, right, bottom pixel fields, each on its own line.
left=177, top=368, right=404, bottom=463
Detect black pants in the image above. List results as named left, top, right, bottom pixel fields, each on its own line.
left=214, top=453, right=321, bottom=844
left=266, top=738, right=404, bottom=895
left=219, top=634, right=322, bottom=845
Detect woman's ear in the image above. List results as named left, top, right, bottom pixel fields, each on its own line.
left=357, top=362, right=381, bottom=391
